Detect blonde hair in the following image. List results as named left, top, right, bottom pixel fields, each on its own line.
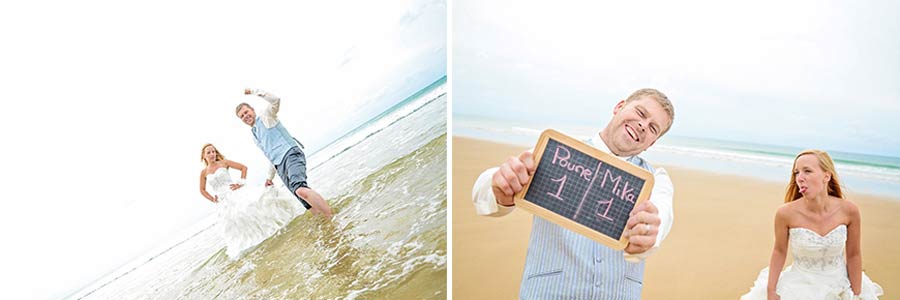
left=200, top=143, right=225, bottom=166
left=784, top=149, right=844, bottom=202
left=625, top=88, right=675, bottom=136
left=235, top=103, right=252, bottom=117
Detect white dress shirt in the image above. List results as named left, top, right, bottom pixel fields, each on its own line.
left=471, top=133, right=674, bottom=261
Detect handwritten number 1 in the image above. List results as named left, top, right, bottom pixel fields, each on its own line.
left=547, top=175, right=567, bottom=201
left=596, top=197, right=614, bottom=222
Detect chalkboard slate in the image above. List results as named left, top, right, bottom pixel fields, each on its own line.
left=515, top=129, right=655, bottom=250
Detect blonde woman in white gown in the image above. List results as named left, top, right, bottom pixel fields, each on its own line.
left=741, top=149, right=883, bottom=300
left=199, top=143, right=303, bottom=259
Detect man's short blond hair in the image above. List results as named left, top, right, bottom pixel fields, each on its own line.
left=235, top=102, right=252, bottom=116
left=624, top=88, right=675, bottom=135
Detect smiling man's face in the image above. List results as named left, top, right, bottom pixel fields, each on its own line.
left=237, top=105, right=256, bottom=126
left=602, top=96, right=671, bottom=157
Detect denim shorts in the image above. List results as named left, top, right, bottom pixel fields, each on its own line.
left=276, top=146, right=311, bottom=209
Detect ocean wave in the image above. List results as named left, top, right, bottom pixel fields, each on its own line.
left=651, top=144, right=900, bottom=184
left=309, top=76, right=446, bottom=170
left=510, top=126, right=544, bottom=135
left=652, top=144, right=795, bottom=168
left=70, top=79, right=448, bottom=300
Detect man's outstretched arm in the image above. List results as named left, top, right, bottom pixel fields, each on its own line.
left=472, top=150, right=535, bottom=217
left=244, top=88, right=281, bottom=124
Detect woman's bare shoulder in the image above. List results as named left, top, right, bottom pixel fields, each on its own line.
left=776, top=201, right=798, bottom=214
left=838, top=197, right=860, bottom=219
left=775, top=201, right=802, bottom=224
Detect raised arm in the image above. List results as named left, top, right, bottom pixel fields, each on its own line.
left=767, top=206, right=791, bottom=300
left=199, top=170, right=217, bottom=203
left=245, top=88, right=281, bottom=119
left=845, top=201, right=863, bottom=297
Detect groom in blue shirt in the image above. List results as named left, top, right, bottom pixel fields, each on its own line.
left=236, top=88, right=334, bottom=218
left=472, top=88, right=676, bottom=299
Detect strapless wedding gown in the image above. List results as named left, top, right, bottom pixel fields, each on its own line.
left=206, top=168, right=304, bottom=258
left=741, top=224, right=883, bottom=300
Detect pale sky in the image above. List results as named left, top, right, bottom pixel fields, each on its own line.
left=0, top=0, right=445, bottom=299
left=454, top=0, right=900, bottom=157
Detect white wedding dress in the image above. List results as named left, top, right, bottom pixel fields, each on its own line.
left=206, top=168, right=305, bottom=258
left=741, top=224, right=883, bottom=300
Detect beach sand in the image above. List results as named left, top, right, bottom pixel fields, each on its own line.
left=452, top=136, right=899, bottom=299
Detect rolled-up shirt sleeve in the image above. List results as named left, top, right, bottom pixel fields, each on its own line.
left=267, top=164, right=277, bottom=182
left=252, top=89, right=281, bottom=128
left=623, top=167, right=674, bottom=262
left=472, top=167, right=516, bottom=217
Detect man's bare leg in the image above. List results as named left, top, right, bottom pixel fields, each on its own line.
left=297, top=187, right=333, bottom=218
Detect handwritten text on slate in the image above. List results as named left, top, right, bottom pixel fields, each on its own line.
left=545, top=144, right=637, bottom=222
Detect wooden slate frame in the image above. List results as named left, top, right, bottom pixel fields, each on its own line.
left=514, top=129, right=655, bottom=250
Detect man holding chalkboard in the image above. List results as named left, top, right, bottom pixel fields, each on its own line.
left=472, top=88, right=675, bottom=299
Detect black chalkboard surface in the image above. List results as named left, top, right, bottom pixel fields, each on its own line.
left=514, top=129, right=655, bottom=250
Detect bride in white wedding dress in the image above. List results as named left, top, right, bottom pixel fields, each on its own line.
left=741, top=150, right=883, bottom=300
left=199, top=144, right=304, bottom=259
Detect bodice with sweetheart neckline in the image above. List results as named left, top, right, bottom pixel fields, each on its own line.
left=789, top=224, right=847, bottom=273
left=741, top=223, right=883, bottom=299
left=206, top=167, right=234, bottom=195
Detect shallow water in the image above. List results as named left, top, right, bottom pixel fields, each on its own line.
left=73, top=84, right=447, bottom=300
